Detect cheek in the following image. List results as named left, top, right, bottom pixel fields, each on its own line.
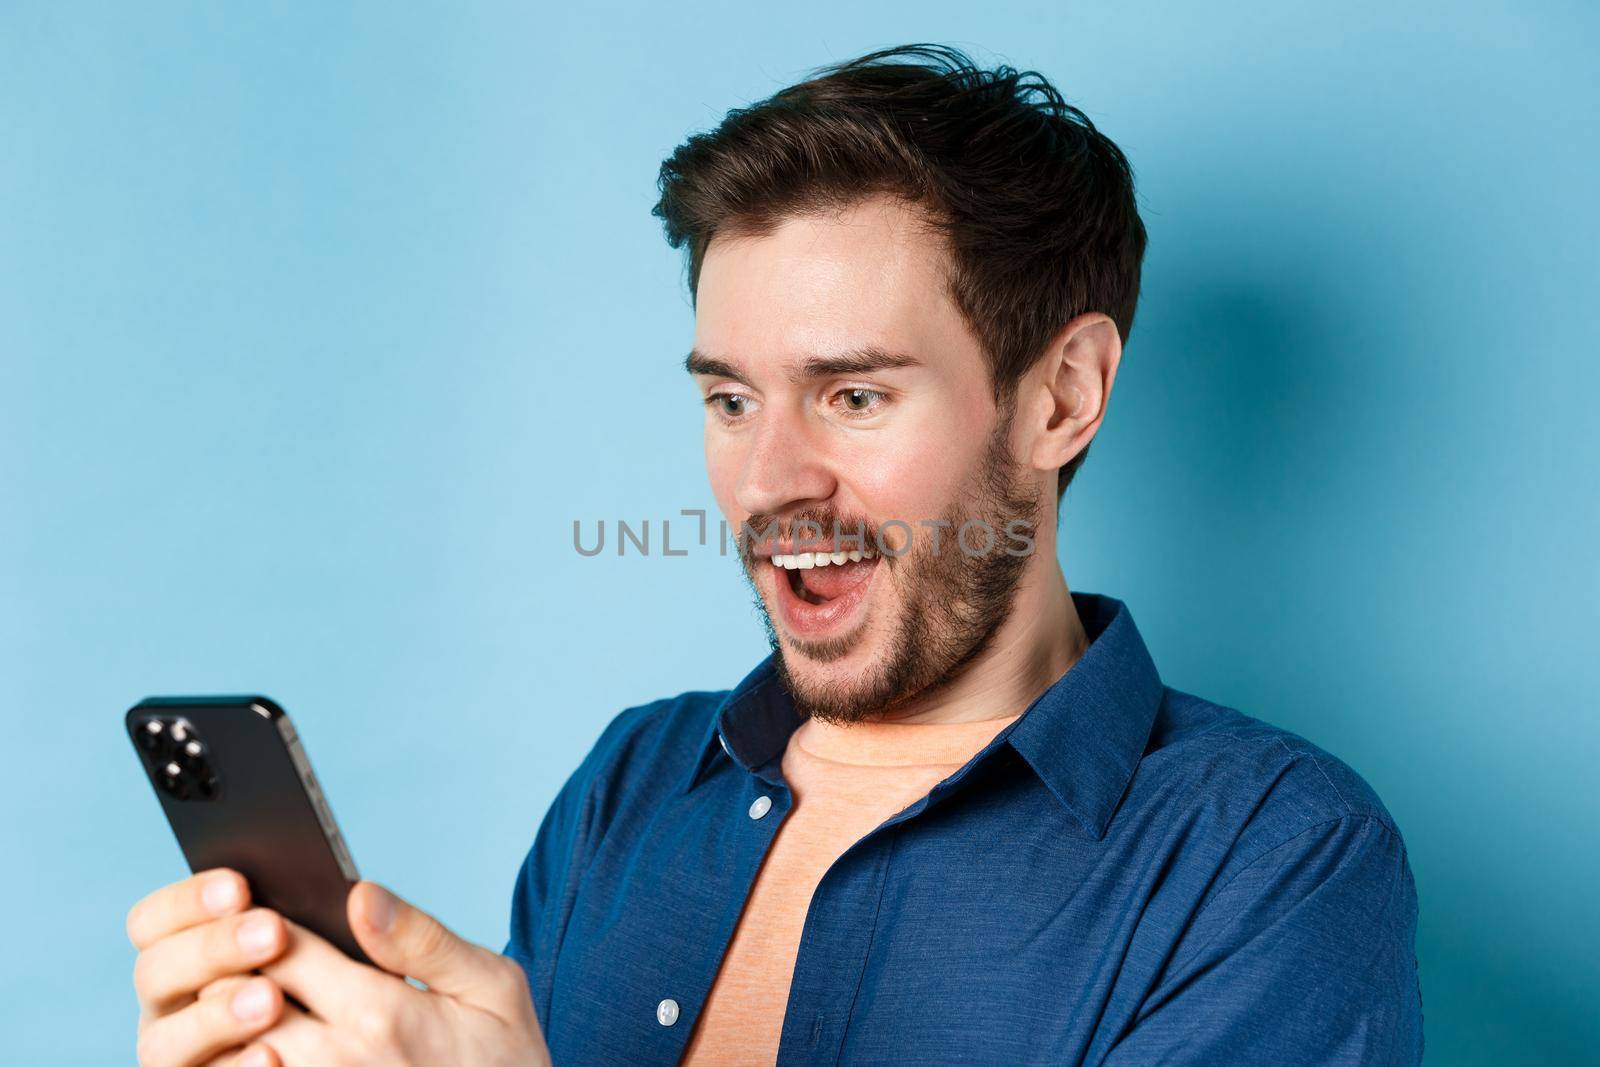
left=704, top=431, right=744, bottom=518
left=847, top=417, right=985, bottom=523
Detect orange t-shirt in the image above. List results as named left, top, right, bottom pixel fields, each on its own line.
left=680, top=710, right=1023, bottom=1064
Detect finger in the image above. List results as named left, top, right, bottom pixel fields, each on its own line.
left=196, top=974, right=255, bottom=1005
left=129, top=870, right=250, bottom=950
left=252, top=1002, right=330, bottom=1067
left=206, top=1042, right=282, bottom=1067
left=206, top=1001, right=315, bottom=1067
left=257, top=917, right=388, bottom=1025
left=135, top=908, right=287, bottom=1016
left=348, top=881, right=531, bottom=1021
left=135, top=976, right=282, bottom=1067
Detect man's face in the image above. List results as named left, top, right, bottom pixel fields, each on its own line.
left=691, top=195, right=1044, bottom=724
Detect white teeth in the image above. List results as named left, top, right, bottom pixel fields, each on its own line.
left=771, top=548, right=876, bottom=569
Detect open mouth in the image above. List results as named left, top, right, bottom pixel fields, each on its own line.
left=772, top=548, right=880, bottom=605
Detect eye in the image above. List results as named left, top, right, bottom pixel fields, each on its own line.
left=705, top=391, right=757, bottom=422
left=831, top=387, right=888, bottom=417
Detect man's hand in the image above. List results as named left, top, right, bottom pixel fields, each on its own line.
left=128, top=871, right=553, bottom=1067
left=128, top=869, right=291, bottom=1067
left=251, top=880, right=553, bottom=1066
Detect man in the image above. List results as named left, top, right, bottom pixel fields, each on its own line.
left=127, top=44, right=1423, bottom=1066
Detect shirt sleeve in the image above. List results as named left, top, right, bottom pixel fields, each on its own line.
left=1103, top=814, right=1424, bottom=1066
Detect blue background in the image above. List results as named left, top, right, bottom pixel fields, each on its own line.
left=3, top=3, right=1596, bottom=1062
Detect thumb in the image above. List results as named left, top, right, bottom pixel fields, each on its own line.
left=349, top=881, right=528, bottom=1020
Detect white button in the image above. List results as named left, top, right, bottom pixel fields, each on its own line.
left=656, top=998, right=679, bottom=1026
left=748, top=795, right=772, bottom=819
left=718, top=733, right=732, bottom=757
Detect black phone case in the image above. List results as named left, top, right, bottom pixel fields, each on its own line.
left=126, top=695, right=369, bottom=964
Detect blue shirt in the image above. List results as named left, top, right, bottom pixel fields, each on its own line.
left=505, top=592, right=1423, bottom=1065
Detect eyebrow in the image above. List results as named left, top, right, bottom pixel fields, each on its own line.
left=684, top=346, right=921, bottom=386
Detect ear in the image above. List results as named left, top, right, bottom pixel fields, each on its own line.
left=1021, top=312, right=1123, bottom=478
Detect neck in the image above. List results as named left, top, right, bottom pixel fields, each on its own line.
left=870, top=553, right=1087, bottom=726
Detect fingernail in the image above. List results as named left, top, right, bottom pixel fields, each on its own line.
left=231, top=980, right=273, bottom=1021
left=239, top=1049, right=271, bottom=1067
left=363, top=884, right=396, bottom=933
left=202, top=875, right=241, bottom=914
left=236, top=914, right=278, bottom=955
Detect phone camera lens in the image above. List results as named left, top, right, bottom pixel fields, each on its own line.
left=137, top=719, right=163, bottom=751
left=140, top=716, right=216, bottom=801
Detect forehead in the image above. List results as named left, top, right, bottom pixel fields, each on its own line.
left=692, top=196, right=976, bottom=374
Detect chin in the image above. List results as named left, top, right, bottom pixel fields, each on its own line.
left=784, top=627, right=881, bottom=672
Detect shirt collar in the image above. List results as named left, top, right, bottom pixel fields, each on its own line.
left=679, top=591, right=1164, bottom=840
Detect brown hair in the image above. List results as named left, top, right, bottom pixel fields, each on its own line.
left=653, top=44, right=1147, bottom=499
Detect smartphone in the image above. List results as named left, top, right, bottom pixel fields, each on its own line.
left=125, top=695, right=369, bottom=963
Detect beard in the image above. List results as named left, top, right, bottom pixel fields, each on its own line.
left=737, top=415, right=1043, bottom=726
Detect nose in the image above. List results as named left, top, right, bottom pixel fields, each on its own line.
left=733, top=405, right=837, bottom=518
